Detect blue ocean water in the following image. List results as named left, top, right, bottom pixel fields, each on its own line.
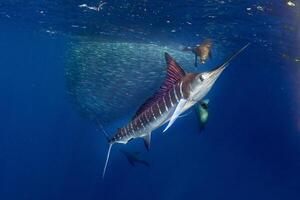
left=0, top=1, right=300, bottom=200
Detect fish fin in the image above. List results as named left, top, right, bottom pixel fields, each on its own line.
left=163, top=99, right=188, bottom=132
left=178, top=111, right=192, bottom=118
left=143, top=133, right=151, bottom=151
left=102, top=143, right=113, bottom=179
left=132, top=53, right=185, bottom=119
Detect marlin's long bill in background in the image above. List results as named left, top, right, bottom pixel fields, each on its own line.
left=101, top=43, right=250, bottom=178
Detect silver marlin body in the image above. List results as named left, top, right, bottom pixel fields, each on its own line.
left=102, top=43, right=250, bottom=177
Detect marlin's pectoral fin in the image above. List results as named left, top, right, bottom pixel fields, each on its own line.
left=178, top=111, right=192, bottom=119
left=142, top=133, right=151, bottom=151
left=163, top=99, right=188, bottom=133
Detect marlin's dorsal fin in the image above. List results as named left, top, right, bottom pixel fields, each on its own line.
left=164, top=52, right=186, bottom=84
left=132, top=53, right=186, bottom=119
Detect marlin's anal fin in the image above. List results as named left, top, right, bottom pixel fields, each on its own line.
left=163, top=99, right=188, bottom=133
left=143, top=133, right=151, bottom=151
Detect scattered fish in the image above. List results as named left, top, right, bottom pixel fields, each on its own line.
left=102, top=43, right=250, bottom=178
left=78, top=1, right=106, bottom=12
left=119, top=149, right=150, bottom=167
left=65, top=42, right=194, bottom=123
left=280, top=52, right=300, bottom=63
left=286, top=1, right=296, bottom=7
left=256, top=5, right=264, bottom=12
left=183, top=39, right=213, bottom=67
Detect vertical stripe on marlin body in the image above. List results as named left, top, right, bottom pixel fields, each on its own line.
left=101, top=43, right=250, bottom=178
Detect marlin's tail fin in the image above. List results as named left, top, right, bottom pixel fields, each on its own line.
left=102, top=143, right=113, bottom=178
left=96, top=120, right=113, bottom=178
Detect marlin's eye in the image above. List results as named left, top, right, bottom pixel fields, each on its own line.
left=199, top=75, right=204, bottom=81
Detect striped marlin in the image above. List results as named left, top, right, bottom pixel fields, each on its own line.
left=102, top=43, right=250, bottom=178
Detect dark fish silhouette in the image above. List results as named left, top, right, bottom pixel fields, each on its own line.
left=183, top=39, right=213, bottom=67
left=119, top=149, right=150, bottom=167
left=102, top=43, right=250, bottom=178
